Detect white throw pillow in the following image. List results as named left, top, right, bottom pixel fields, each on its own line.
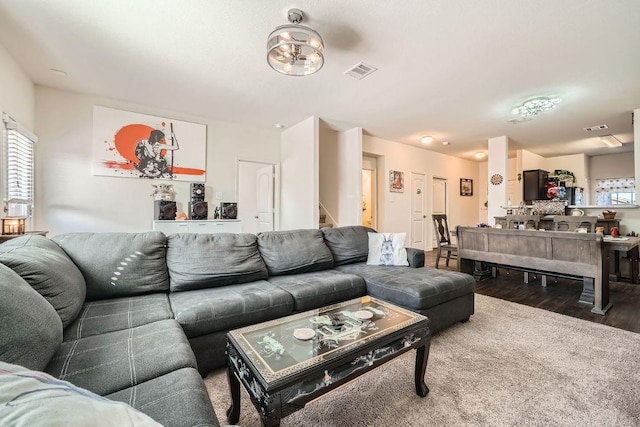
left=0, top=361, right=161, bottom=427
left=366, top=232, right=409, bottom=266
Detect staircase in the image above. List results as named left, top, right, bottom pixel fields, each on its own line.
left=319, top=213, right=333, bottom=229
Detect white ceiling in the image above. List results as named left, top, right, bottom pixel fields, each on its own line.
left=1, top=0, right=639, bottom=160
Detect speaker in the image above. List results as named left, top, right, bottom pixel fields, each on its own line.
left=220, top=202, right=237, bottom=219
left=154, top=200, right=177, bottom=220
left=189, top=201, right=208, bottom=220
left=190, top=183, right=205, bottom=201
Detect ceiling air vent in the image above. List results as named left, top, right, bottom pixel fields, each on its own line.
left=344, top=62, right=377, bottom=80
left=584, top=124, right=608, bottom=131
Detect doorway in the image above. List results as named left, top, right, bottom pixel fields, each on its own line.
left=237, top=160, right=278, bottom=234
left=410, top=172, right=427, bottom=250
left=432, top=177, right=447, bottom=248
left=362, top=156, right=377, bottom=229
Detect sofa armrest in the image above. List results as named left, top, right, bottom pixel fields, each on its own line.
left=406, top=247, right=425, bottom=268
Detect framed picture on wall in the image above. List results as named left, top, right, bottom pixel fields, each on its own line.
left=389, top=170, right=404, bottom=192
left=92, top=106, right=207, bottom=181
left=460, top=178, right=473, bottom=196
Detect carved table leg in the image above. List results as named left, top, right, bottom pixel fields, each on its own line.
left=226, top=367, right=241, bottom=424
left=414, top=340, right=431, bottom=397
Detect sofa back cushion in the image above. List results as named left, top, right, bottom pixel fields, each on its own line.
left=321, top=225, right=376, bottom=266
left=0, top=263, right=63, bottom=371
left=257, top=229, right=334, bottom=276
left=167, top=233, right=268, bottom=292
left=0, top=235, right=86, bottom=328
left=53, top=232, right=169, bottom=301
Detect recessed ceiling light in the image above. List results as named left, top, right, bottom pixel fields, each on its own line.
left=420, top=136, right=433, bottom=144
left=442, top=141, right=450, bottom=145
left=474, top=152, right=486, bottom=159
left=275, top=124, right=285, bottom=129
left=584, top=124, right=608, bottom=132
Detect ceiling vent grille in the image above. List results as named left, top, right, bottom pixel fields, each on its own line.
left=584, top=124, right=608, bottom=131
left=344, top=62, right=377, bottom=80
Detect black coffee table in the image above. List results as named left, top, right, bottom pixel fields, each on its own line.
left=226, top=296, right=431, bottom=426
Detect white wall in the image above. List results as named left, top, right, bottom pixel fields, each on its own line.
left=0, top=43, right=34, bottom=129
left=363, top=135, right=479, bottom=248
left=280, top=116, right=318, bottom=230
left=34, top=86, right=281, bottom=236
left=319, top=126, right=362, bottom=227
left=487, top=136, right=508, bottom=225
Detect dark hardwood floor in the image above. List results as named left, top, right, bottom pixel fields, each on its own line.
left=424, top=251, right=640, bottom=334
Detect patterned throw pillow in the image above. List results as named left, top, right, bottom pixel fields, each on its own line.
left=0, top=361, right=161, bottom=427
left=366, top=232, right=409, bottom=266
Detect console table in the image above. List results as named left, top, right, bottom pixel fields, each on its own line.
left=152, top=220, right=241, bottom=235
left=457, top=227, right=611, bottom=314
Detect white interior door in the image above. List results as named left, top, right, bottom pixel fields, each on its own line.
left=362, top=169, right=374, bottom=228
left=256, top=164, right=274, bottom=232
left=432, top=178, right=447, bottom=248
left=411, top=172, right=426, bottom=250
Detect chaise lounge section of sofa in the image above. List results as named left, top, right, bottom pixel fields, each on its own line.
left=0, top=225, right=475, bottom=426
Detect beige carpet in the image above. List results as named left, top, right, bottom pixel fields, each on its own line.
left=204, top=294, right=640, bottom=426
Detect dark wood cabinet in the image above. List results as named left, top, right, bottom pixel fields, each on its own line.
left=523, top=169, right=549, bottom=202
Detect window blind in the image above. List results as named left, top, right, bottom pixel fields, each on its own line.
left=595, top=177, right=635, bottom=193
left=3, top=114, right=37, bottom=217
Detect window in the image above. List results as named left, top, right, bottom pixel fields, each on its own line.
left=595, top=177, right=635, bottom=205
left=2, top=114, right=37, bottom=220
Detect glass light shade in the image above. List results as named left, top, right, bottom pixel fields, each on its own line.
left=267, top=24, right=324, bottom=76
left=511, top=97, right=562, bottom=118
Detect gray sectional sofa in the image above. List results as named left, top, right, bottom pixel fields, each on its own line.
left=0, top=225, right=475, bottom=426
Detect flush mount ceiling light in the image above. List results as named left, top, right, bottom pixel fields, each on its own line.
left=511, top=96, right=562, bottom=119
left=474, top=152, right=486, bottom=159
left=420, top=136, right=433, bottom=144
left=267, top=8, right=324, bottom=76
left=600, top=134, right=622, bottom=147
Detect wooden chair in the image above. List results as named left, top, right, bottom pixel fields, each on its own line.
left=553, top=216, right=597, bottom=232
left=432, top=214, right=457, bottom=268
left=506, top=215, right=541, bottom=230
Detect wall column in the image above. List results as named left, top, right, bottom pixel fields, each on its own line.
left=487, top=136, right=509, bottom=226
left=635, top=108, right=640, bottom=191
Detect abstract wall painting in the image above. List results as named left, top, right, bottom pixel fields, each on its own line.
left=92, top=106, right=206, bottom=181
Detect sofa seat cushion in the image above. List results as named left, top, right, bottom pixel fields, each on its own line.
left=321, top=225, right=375, bottom=266
left=0, top=235, right=86, bottom=328
left=0, top=264, right=63, bottom=371
left=268, top=270, right=366, bottom=312
left=52, top=232, right=169, bottom=301
left=169, top=280, right=294, bottom=338
left=257, top=229, right=334, bottom=276
left=106, top=367, right=219, bottom=427
left=45, top=319, right=196, bottom=396
left=335, top=264, right=475, bottom=310
left=167, top=233, right=268, bottom=292
left=0, top=361, right=161, bottom=427
left=63, top=294, right=173, bottom=342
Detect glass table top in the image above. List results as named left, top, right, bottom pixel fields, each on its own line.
left=228, top=296, right=428, bottom=384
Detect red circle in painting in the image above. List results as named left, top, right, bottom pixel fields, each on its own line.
left=114, top=124, right=155, bottom=163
